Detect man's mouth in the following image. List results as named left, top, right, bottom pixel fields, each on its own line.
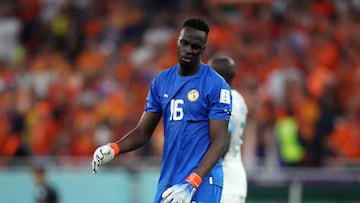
left=181, top=56, right=192, bottom=62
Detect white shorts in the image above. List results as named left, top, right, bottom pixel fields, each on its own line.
left=221, top=194, right=246, bottom=203
left=222, top=161, right=247, bottom=197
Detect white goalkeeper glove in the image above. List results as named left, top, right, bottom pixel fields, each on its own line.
left=92, top=143, right=120, bottom=174
left=161, top=173, right=202, bottom=203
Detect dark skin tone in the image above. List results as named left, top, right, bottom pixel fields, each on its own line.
left=208, top=56, right=236, bottom=86
left=113, top=26, right=230, bottom=180
left=208, top=56, right=237, bottom=157
left=177, top=27, right=206, bottom=76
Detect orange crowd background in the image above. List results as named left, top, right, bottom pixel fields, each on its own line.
left=0, top=0, right=359, bottom=169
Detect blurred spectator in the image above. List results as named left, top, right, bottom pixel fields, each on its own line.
left=32, top=165, right=59, bottom=203
left=0, top=1, right=21, bottom=63
left=0, top=0, right=359, bottom=170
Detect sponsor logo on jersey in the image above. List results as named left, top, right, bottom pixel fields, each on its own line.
left=187, top=89, right=199, bottom=102
left=220, top=89, right=231, bottom=104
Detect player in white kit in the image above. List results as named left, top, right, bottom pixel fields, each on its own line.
left=209, top=56, right=248, bottom=203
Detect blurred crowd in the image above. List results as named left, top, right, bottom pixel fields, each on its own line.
left=0, top=0, right=360, bottom=169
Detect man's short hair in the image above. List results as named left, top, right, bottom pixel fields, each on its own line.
left=183, top=18, right=210, bottom=35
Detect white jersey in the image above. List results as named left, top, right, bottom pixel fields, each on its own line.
left=222, top=89, right=248, bottom=199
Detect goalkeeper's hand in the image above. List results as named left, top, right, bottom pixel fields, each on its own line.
left=161, top=173, right=202, bottom=203
left=92, top=143, right=120, bottom=174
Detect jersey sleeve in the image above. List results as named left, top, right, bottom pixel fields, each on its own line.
left=208, top=79, right=232, bottom=120
left=145, top=77, right=161, bottom=113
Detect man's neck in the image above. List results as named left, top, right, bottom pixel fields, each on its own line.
left=179, top=62, right=200, bottom=76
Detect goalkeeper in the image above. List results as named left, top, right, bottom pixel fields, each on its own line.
left=92, top=18, right=232, bottom=203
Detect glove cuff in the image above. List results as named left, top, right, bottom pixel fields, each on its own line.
left=108, top=143, right=120, bottom=155
left=185, top=173, right=202, bottom=188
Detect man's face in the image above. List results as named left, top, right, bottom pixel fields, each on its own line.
left=177, top=26, right=207, bottom=67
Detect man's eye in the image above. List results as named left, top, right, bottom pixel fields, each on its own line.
left=192, top=45, right=202, bottom=50
left=179, top=40, right=202, bottom=50
left=180, top=40, right=190, bottom=46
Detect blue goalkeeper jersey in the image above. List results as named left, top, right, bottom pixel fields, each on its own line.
left=145, top=62, right=232, bottom=190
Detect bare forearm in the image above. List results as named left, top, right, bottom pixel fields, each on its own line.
left=194, top=137, right=228, bottom=178
left=115, top=128, right=152, bottom=154
left=112, top=112, right=161, bottom=154
left=194, top=119, right=230, bottom=178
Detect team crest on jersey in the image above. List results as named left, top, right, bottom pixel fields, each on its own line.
left=187, top=89, right=199, bottom=102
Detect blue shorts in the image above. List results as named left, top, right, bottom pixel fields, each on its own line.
left=154, top=177, right=223, bottom=203
left=192, top=176, right=223, bottom=203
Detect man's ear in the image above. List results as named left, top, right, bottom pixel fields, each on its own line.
left=200, top=45, right=206, bottom=54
